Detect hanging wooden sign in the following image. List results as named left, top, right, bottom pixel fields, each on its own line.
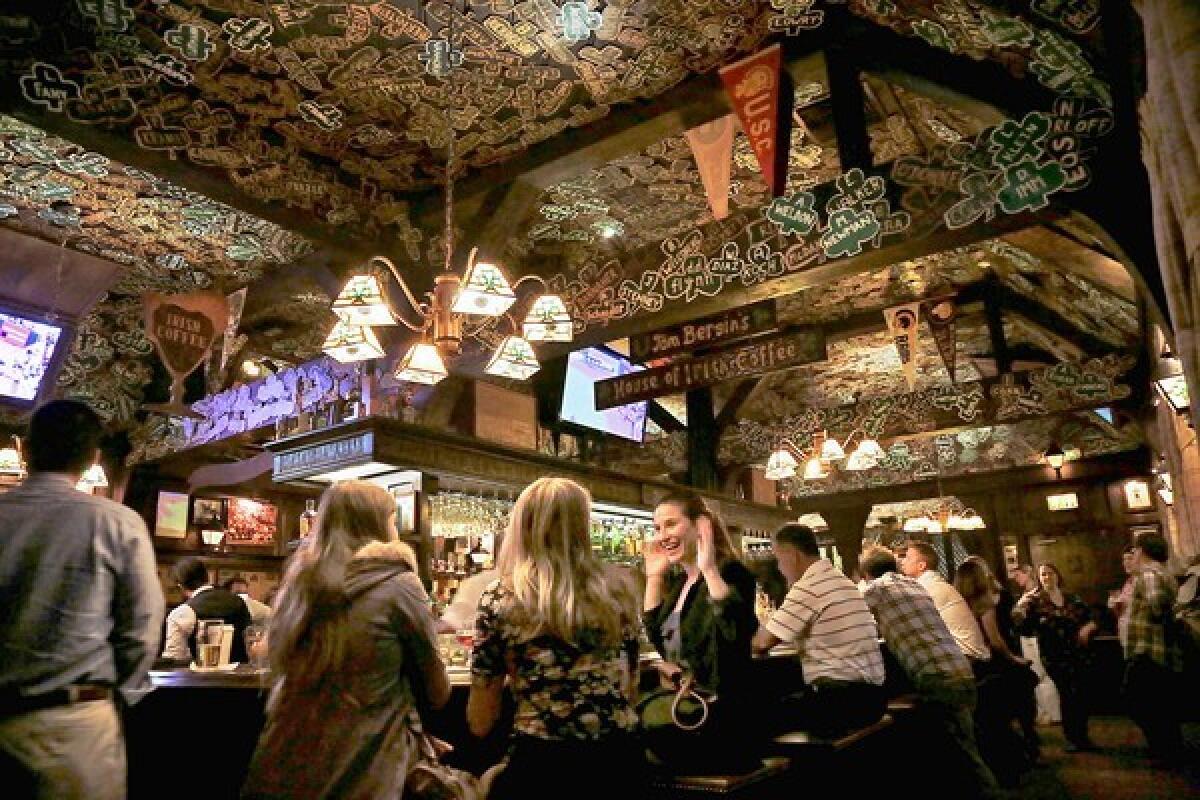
left=629, top=300, right=777, bottom=363
left=595, top=328, right=825, bottom=410
left=143, top=291, right=228, bottom=418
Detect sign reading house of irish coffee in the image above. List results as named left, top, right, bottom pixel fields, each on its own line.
left=629, top=300, right=777, bottom=362
left=595, top=328, right=826, bottom=410
left=274, top=432, right=374, bottom=481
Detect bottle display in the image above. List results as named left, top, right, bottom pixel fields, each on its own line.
left=298, top=498, right=318, bottom=539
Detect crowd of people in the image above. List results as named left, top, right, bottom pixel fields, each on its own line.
left=1, top=400, right=1195, bottom=799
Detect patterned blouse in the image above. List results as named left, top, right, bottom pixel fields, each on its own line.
left=1013, top=589, right=1092, bottom=674
left=472, top=581, right=640, bottom=741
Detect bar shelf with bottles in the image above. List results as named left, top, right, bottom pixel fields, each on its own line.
left=425, top=489, right=654, bottom=608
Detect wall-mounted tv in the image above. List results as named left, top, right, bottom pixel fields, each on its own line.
left=559, top=347, right=648, bottom=442
left=0, top=309, right=63, bottom=404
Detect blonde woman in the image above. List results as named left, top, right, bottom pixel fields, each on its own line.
left=242, top=481, right=450, bottom=799
left=467, top=478, right=644, bottom=799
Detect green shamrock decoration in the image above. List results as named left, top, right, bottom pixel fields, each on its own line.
left=996, top=159, right=1067, bottom=214
left=765, top=192, right=819, bottom=236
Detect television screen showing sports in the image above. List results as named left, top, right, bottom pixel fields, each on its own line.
left=560, top=347, right=648, bottom=442
left=0, top=311, right=63, bottom=402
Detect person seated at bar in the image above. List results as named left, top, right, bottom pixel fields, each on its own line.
left=161, top=557, right=251, bottom=665
left=438, top=534, right=502, bottom=634
left=860, top=546, right=1000, bottom=799
left=643, top=491, right=759, bottom=770
left=242, top=481, right=450, bottom=799
left=467, top=477, right=644, bottom=798
left=955, top=556, right=1038, bottom=781
left=900, top=540, right=991, bottom=663
left=223, top=577, right=273, bottom=625
left=752, top=524, right=886, bottom=737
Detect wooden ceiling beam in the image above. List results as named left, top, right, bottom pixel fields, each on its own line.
left=420, top=37, right=832, bottom=214
left=994, top=282, right=1114, bottom=357
left=716, top=378, right=765, bottom=432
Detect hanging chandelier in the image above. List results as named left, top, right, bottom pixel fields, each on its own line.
left=322, top=60, right=571, bottom=384
left=763, top=429, right=886, bottom=482
left=901, top=500, right=986, bottom=533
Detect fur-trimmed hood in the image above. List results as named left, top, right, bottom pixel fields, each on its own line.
left=344, top=540, right=418, bottom=598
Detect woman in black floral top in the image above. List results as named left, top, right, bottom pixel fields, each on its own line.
left=468, top=477, right=644, bottom=799
left=1013, top=562, right=1099, bottom=752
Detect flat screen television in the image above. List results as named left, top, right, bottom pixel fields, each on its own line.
left=0, top=309, right=63, bottom=404
left=559, top=347, right=648, bottom=442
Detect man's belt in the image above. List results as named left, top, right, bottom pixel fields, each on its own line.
left=0, top=685, right=112, bottom=716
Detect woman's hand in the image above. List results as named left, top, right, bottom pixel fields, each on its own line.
left=1077, top=621, right=1097, bottom=647
left=696, top=514, right=718, bottom=575
left=654, top=660, right=684, bottom=689
left=644, top=538, right=671, bottom=579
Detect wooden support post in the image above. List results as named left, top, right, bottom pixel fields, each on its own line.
left=825, top=11, right=872, bottom=174
left=984, top=292, right=1012, bottom=375
left=686, top=387, right=719, bottom=490
left=821, top=504, right=872, bottom=579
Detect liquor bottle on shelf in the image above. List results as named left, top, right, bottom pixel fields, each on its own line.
left=299, top=499, right=318, bottom=539
left=342, top=369, right=363, bottom=422
left=294, top=375, right=312, bottom=434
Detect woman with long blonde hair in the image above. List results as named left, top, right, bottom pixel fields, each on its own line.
left=242, top=481, right=450, bottom=799
left=467, top=477, right=644, bottom=798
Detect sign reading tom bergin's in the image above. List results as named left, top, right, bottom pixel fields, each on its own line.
left=595, top=328, right=825, bottom=410
left=629, top=300, right=777, bottom=362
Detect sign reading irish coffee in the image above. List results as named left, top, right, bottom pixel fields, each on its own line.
left=142, top=291, right=228, bottom=418
left=629, top=301, right=777, bottom=362
left=595, top=328, right=825, bottom=410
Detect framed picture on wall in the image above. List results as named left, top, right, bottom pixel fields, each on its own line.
left=225, top=498, right=277, bottom=546
left=1123, top=479, right=1154, bottom=511
left=190, top=497, right=226, bottom=529
left=155, top=491, right=189, bottom=539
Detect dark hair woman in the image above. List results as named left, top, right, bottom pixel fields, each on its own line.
left=1012, top=562, right=1098, bottom=753
left=642, top=490, right=758, bottom=772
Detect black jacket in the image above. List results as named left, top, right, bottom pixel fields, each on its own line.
left=643, top=559, right=758, bottom=697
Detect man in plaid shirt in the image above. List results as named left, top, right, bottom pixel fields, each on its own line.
left=1124, top=531, right=1183, bottom=762
left=860, top=545, right=1000, bottom=798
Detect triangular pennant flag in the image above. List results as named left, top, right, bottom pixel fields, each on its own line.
left=719, top=43, right=793, bottom=197
left=883, top=302, right=921, bottom=390
left=922, top=294, right=958, bottom=383
left=685, top=114, right=735, bottom=221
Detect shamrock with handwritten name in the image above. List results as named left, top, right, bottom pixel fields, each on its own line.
left=298, top=100, right=344, bottom=131
left=766, top=191, right=819, bottom=236
left=558, top=1, right=602, bottom=43
left=997, top=159, right=1067, bottom=214
left=943, top=173, right=998, bottom=229
left=0, top=204, right=18, bottom=219
left=911, top=19, right=956, bottom=52
left=165, top=25, right=215, bottom=62
left=223, top=17, right=274, bottom=54
left=56, top=151, right=110, bottom=177
left=419, top=38, right=464, bottom=78
left=77, top=0, right=134, bottom=33
left=827, top=168, right=887, bottom=213
left=988, top=112, right=1050, bottom=169
left=20, top=63, right=81, bottom=113
left=820, top=207, right=880, bottom=258
left=978, top=9, right=1034, bottom=47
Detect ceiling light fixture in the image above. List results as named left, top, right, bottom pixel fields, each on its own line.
left=1044, top=442, right=1066, bottom=477
left=323, top=132, right=569, bottom=383
left=764, top=428, right=885, bottom=482
left=76, top=464, right=108, bottom=493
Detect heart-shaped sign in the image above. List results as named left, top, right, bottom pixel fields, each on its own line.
left=143, top=292, right=229, bottom=417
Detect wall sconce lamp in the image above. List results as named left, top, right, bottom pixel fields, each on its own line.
left=1044, top=442, right=1066, bottom=478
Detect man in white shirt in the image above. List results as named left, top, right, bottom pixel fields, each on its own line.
left=224, top=577, right=273, bottom=625
left=900, top=541, right=990, bottom=662
left=753, top=524, right=886, bottom=737
left=161, top=558, right=250, bottom=664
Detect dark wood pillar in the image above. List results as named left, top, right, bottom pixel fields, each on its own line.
left=686, top=387, right=719, bottom=490
left=821, top=504, right=872, bottom=578
left=956, top=491, right=1004, bottom=577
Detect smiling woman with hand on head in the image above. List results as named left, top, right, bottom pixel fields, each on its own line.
left=642, top=491, right=759, bottom=771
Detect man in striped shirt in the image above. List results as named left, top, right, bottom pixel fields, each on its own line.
left=753, top=524, right=885, bottom=737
